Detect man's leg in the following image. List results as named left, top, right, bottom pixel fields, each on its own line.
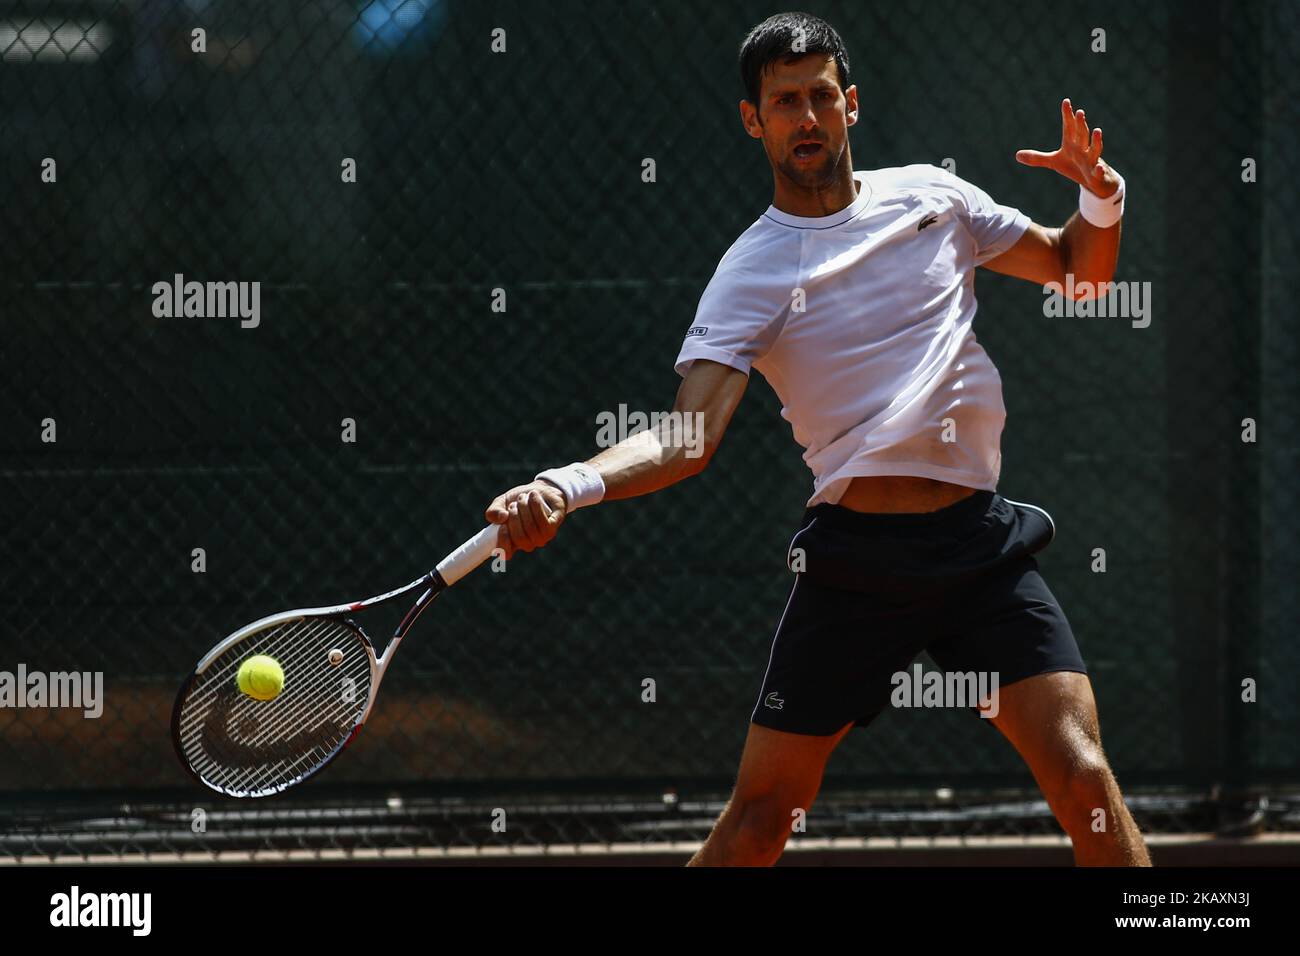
left=688, top=720, right=854, bottom=866
left=985, top=670, right=1151, bottom=866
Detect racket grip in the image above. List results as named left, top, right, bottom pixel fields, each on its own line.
left=435, top=525, right=501, bottom=586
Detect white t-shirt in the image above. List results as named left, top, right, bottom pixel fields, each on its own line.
left=674, top=164, right=1031, bottom=507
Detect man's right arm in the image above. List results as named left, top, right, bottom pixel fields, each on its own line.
left=486, top=359, right=748, bottom=555
left=595, top=358, right=748, bottom=499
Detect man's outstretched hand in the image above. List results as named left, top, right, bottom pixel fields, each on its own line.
left=1016, top=97, right=1121, bottom=199
left=486, top=481, right=567, bottom=559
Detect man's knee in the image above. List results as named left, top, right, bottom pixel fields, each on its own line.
left=1055, top=746, right=1117, bottom=820
left=730, top=791, right=806, bottom=846
left=724, top=720, right=851, bottom=847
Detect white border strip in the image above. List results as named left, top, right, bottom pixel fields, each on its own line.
left=6, top=832, right=1297, bottom=865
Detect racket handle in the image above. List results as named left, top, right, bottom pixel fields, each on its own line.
left=435, top=525, right=501, bottom=586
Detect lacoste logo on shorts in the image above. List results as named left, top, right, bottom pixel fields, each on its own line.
left=764, top=691, right=784, bottom=710
left=685, top=326, right=708, bottom=336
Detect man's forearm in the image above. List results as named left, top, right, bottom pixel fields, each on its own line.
left=571, top=360, right=748, bottom=504
left=583, top=420, right=707, bottom=501
left=522, top=361, right=746, bottom=522
left=1059, top=209, right=1121, bottom=295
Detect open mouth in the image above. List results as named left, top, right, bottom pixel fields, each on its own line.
left=793, top=142, right=824, bottom=160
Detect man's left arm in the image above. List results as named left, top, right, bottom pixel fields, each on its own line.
left=981, top=97, right=1124, bottom=300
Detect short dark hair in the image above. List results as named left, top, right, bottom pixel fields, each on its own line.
left=739, top=12, right=850, bottom=110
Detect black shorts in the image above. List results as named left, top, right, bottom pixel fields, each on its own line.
left=750, top=490, right=1087, bottom=736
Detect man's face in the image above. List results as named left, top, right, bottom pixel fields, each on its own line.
left=742, top=54, right=857, bottom=190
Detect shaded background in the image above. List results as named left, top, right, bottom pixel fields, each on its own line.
left=1, top=0, right=1297, bottom=857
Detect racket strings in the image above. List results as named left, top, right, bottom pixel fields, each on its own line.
left=186, top=620, right=369, bottom=794
left=176, top=617, right=373, bottom=796
left=178, top=618, right=338, bottom=758
left=207, top=630, right=340, bottom=793
left=220, top=620, right=355, bottom=754
left=205, top=618, right=370, bottom=789
left=182, top=627, right=348, bottom=793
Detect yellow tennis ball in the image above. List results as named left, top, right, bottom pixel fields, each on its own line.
left=237, top=655, right=284, bottom=701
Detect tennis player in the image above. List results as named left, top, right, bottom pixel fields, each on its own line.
left=486, top=11, right=1150, bottom=867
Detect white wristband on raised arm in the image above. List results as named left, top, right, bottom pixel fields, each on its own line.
left=535, top=462, right=606, bottom=512
left=1078, top=170, right=1125, bottom=228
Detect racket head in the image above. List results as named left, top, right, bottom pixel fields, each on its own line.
left=171, top=613, right=378, bottom=798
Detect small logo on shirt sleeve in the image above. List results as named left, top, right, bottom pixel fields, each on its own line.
left=917, top=213, right=940, bottom=231
left=685, top=326, right=708, bottom=337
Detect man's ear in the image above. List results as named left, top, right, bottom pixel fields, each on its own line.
left=739, top=99, right=764, bottom=139
left=844, top=84, right=859, bottom=127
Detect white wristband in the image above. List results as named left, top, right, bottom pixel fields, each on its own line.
left=535, top=462, right=605, bottom=512
left=1079, top=171, right=1125, bottom=228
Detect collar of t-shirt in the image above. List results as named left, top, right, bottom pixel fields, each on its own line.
left=761, top=170, right=874, bottom=230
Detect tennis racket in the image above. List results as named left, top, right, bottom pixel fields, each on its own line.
left=171, top=524, right=501, bottom=798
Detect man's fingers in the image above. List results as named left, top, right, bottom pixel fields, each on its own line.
left=1015, top=148, right=1055, bottom=167
left=1061, top=98, right=1073, bottom=148
left=486, top=495, right=511, bottom=523
left=486, top=485, right=529, bottom=523
left=515, top=493, right=541, bottom=548
left=486, top=481, right=568, bottom=559
left=506, top=501, right=529, bottom=552
left=529, top=490, right=552, bottom=523
left=1074, top=108, right=1089, bottom=149
left=537, top=484, right=566, bottom=521
left=1091, top=127, right=1103, bottom=160
left=526, top=491, right=554, bottom=544
left=541, top=494, right=563, bottom=529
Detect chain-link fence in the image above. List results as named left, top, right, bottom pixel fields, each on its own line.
left=1, top=0, right=1297, bottom=860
